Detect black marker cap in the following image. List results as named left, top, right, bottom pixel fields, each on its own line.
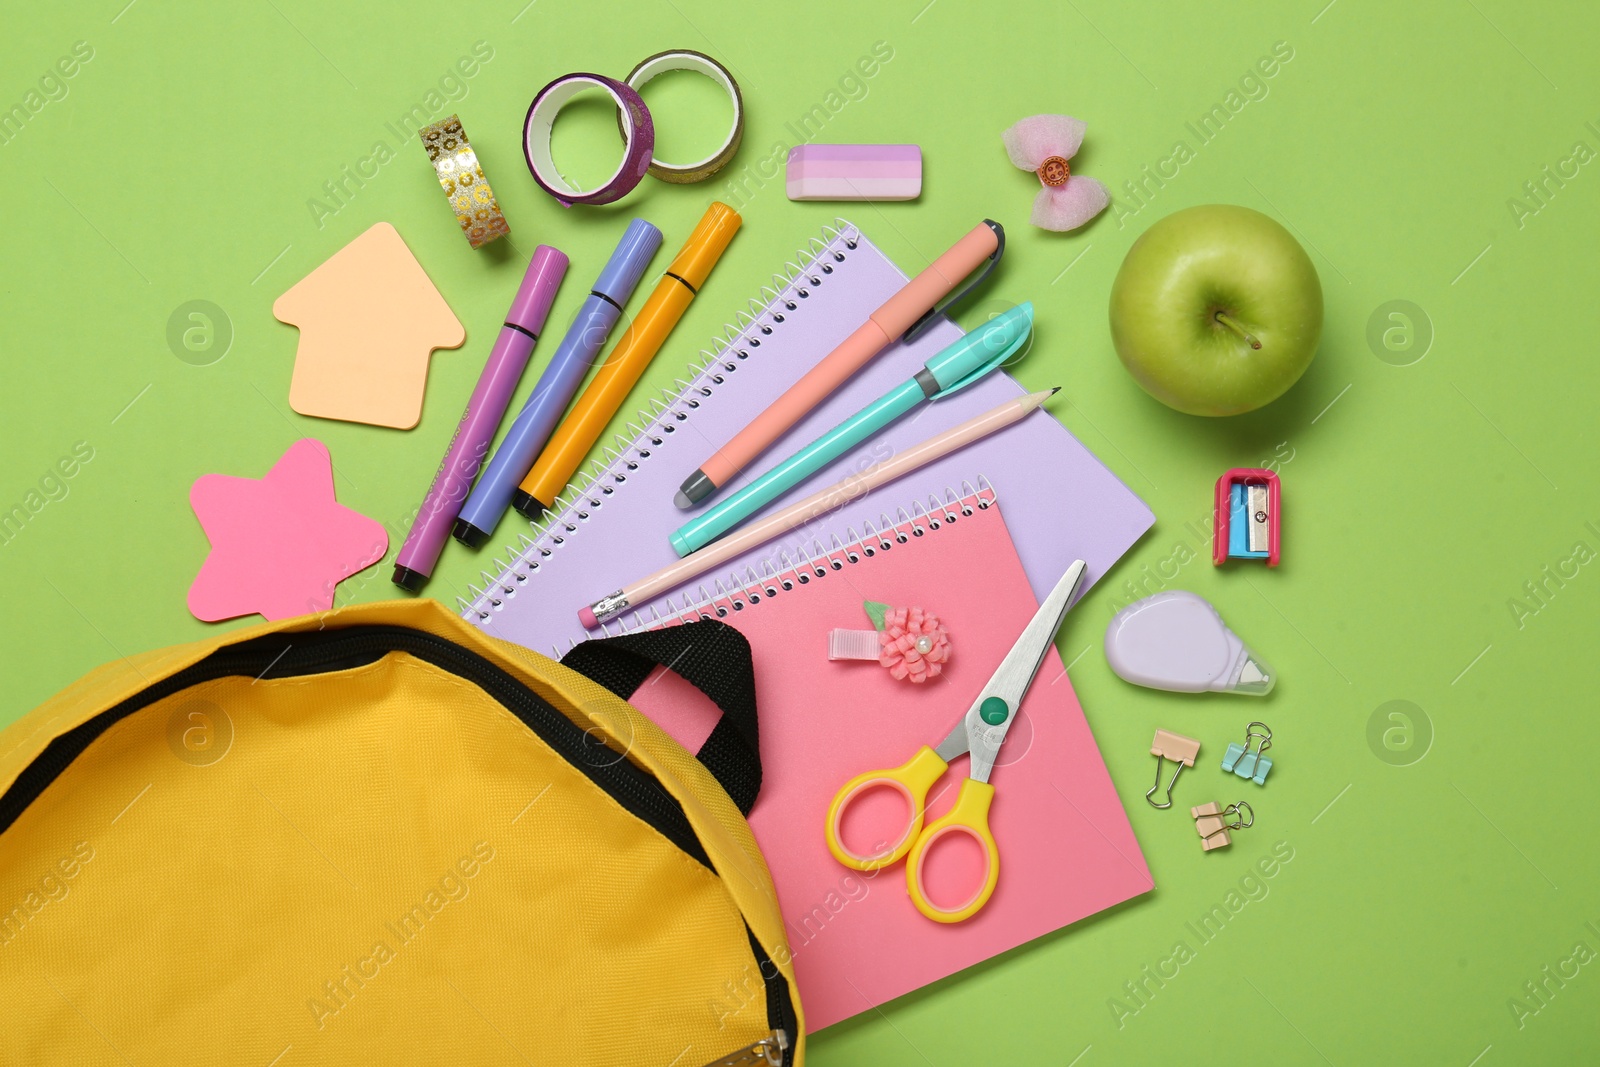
left=511, top=489, right=547, bottom=520
left=391, top=564, right=427, bottom=592
left=453, top=518, right=490, bottom=549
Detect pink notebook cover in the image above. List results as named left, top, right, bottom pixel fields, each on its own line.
left=462, top=221, right=1154, bottom=658
left=626, top=489, right=1153, bottom=1030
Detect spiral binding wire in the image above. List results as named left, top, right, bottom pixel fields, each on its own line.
left=460, top=220, right=863, bottom=624
left=598, top=480, right=996, bottom=636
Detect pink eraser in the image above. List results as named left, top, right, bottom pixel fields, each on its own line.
left=786, top=144, right=922, bottom=201
left=577, top=605, right=598, bottom=630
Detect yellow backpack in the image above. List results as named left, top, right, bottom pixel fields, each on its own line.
left=0, top=598, right=800, bottom=1066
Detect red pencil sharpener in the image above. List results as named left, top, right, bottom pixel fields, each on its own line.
left=1213, top=468, right=1280, bottom=567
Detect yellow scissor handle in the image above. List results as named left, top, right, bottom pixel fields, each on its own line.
left=826, top=745, right=949, bottom=871
left=905, top=778, right=999, bottom=923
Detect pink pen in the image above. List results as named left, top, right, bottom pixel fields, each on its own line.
left=674, top=220, right=1003, bottom=508
left=393, top=246, right=568, bottom=591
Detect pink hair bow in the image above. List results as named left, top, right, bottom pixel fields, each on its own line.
left=1002, top=114, right=1109, bottom=232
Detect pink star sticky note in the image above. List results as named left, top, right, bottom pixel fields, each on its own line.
left=187, top=439, right=389, bottom=622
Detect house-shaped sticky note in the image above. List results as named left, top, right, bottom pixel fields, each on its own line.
left=274, top=222, right=465, bottom=430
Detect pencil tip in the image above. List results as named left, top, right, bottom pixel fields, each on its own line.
left=1049, top=386, right=1061, bottom=395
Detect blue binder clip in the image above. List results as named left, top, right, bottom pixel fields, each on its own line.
left=1222, top=722, right=1273, bottom=785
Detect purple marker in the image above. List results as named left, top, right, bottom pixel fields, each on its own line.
left=393, top=246, right=568, bottom=591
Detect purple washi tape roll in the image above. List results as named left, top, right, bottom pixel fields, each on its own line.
left=523, top=73, right=655, bottom=207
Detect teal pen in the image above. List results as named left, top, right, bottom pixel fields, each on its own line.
left=669, top=302, right=1034, bottom=556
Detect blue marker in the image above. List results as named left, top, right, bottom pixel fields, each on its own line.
left=454, top=218, right=663, bottom=547
left=668, top=302, right=1034, bottom=557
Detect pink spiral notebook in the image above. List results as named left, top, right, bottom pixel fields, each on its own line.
left=462, top=221, right=1154, bottom=656
left=626, top=487, right=1153, bottom=1029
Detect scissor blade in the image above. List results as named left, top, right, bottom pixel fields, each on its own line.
left=956, top=560, right=1088, bottom=782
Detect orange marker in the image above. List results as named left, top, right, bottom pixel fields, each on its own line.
left=674, top=219, right=1003, bottom=508
left=513, top=202, right=741, bottom=516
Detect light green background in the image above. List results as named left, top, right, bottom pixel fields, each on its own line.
left=3, top=0, right=1597, bottom=1063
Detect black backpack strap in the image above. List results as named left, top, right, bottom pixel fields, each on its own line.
left=561, top=621, right=762, bottom=815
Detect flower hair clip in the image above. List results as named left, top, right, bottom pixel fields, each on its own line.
left=1002, top=114, right=1109, bottom=232
left=828, top=601, right=951, bottom=684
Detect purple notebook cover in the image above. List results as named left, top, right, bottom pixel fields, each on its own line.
left=463, top=222, right=1154, bottom=655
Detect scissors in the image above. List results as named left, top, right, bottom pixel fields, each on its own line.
left=824, top=559, right=1088, bottom=923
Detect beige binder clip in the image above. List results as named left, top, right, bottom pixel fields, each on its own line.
left=1147, top=729, right=1201, bottom=809
left=1192, top=801, right=1253, bottom=851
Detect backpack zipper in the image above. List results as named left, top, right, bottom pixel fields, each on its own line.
left=747, top=930, right=794, bottom=1065
left=0, top=625, right=710, bottom=865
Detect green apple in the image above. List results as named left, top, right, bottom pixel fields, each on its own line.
left=1109, top=204, right=1323, bottom=416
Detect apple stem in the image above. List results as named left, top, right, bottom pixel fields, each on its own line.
left=1214, top=311, right=1262, bottom=350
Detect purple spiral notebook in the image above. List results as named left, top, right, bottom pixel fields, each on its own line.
left=463, top=221, right=1154, bottom=655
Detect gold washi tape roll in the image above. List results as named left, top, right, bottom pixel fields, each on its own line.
left=419, top=114, right=510, bottom=249
left=621, top=49, right=744, bottom=184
